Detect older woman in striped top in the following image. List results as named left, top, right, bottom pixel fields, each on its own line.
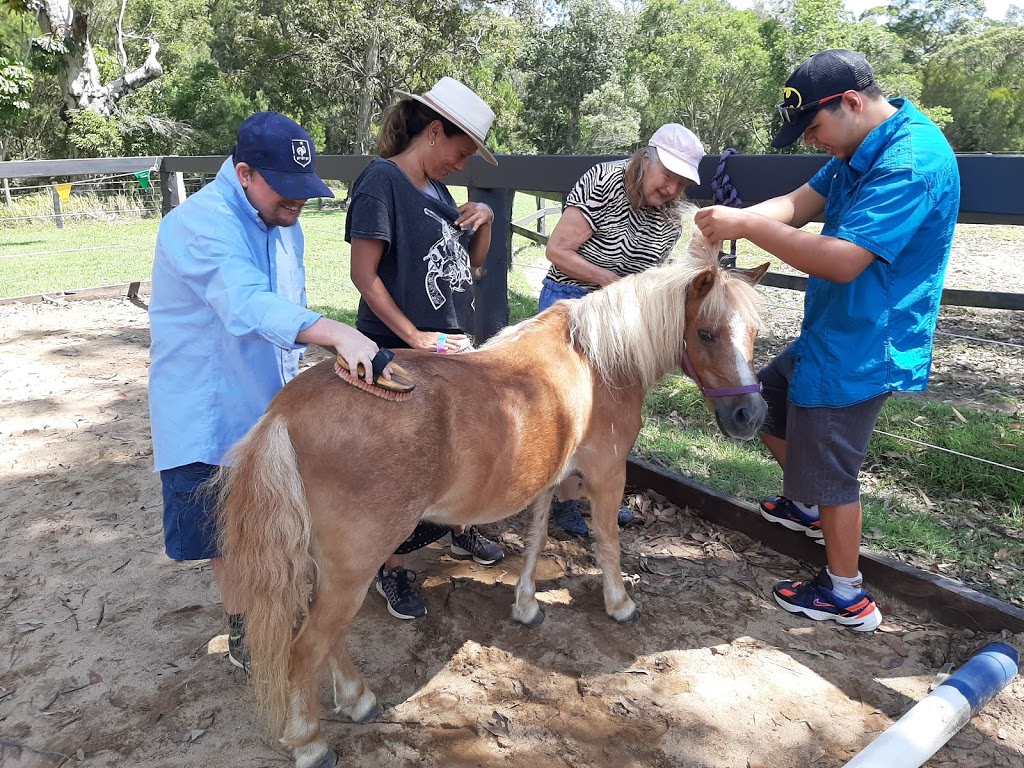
left=540, top=123, right=706, bottom=536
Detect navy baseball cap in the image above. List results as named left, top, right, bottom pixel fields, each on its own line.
left=772, top=50, right=875, bottom=149
left=232, top=112, right=334, bottom=199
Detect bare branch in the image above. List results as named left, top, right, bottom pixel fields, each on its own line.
left=105, top=37, right=163, bottom=104
left=117, top=0, right=128, bottom=73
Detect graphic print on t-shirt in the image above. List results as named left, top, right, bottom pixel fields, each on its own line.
left=422, top=208, right=472, bottom=310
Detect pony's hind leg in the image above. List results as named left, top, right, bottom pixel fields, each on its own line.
left=284, top=570, right=377, bottom=767
left=588, top=477, right=638, bottom=623
left=281, top=677, right=333, bottom=768
left=512, top=489, right=555, bottom=625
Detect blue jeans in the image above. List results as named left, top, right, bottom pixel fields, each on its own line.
left=538, top=278, right=590, bottom=312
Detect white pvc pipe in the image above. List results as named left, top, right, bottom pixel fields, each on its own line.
left=844, top=642, right=1018, bottom=768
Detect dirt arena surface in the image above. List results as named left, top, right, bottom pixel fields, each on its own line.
left=1, top=296, right=1022, bottom=768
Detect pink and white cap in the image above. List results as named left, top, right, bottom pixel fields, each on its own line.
left=648, top=123, right=705, bottom=185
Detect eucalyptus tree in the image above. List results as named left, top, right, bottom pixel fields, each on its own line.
left=3, top=0, right=161, bottom=117
left=625, top=0, right=775, bottom=151
left=868, top=0, right=986, bottom=63
left=519, top=0, right=627, bottom=154
left=921, top=24, right=1024, bottom=151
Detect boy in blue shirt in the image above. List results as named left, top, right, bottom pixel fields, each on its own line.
left=149, top=112, right=381, bottom=669
left=695, top=50, right=959, bottom=631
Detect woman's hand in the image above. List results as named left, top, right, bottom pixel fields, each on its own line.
left=407, top=330, right=472, bottom=353
left=455, top=202, right=494, bottom=235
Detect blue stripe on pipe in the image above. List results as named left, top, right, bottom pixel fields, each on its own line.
left=939, top=642, right=1019, bottom=715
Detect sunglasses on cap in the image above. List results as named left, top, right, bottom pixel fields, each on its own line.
left=776, top=92, right=848, bottom=124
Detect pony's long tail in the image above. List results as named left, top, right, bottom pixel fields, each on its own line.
left=216, top=414, right=314, bottom=736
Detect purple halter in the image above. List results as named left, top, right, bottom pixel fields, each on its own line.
left=679, top=341, right=763, bottom=398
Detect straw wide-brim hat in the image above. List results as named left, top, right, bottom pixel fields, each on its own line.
left=395, top=77, right=497, bottom=165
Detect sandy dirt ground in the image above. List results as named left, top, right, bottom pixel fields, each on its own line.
left=1, top=295, right=1023, bottom=768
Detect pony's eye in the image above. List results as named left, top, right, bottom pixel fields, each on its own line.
left=698, top=329, right=715, bottom=343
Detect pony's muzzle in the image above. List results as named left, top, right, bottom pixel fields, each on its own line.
left=714, top=393, right=767, bottom=440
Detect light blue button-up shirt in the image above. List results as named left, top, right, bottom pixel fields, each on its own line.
left=148, top=158, right=321, bottom=471
left=791, top=98, right=960, bottom=408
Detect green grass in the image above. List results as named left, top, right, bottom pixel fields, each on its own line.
left=3, top=189, right=1021, bottom=605
left=0, top=214, right=161, bottom=298
left=637, top=377, right=1024, bottom=604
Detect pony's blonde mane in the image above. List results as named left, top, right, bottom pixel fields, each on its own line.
left=567, top=219, right=763, bottom=390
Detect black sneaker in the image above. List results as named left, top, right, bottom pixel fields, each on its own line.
left=450, top=526, right=505, bottom=565
left=376, top=567, right=427, bottom=620
left=227, top=613, right=251, bottom=675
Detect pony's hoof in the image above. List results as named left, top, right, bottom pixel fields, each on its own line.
left=356, top=702, right=384, bottom=723
left=612, top=607, right=639, bottom=624
left=512, top=606, right=545, bottom=626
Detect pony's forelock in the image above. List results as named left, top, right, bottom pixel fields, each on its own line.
left=566, top=211, right=762, bottom=388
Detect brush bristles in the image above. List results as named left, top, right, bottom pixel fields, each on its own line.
left=334, top=362, right=413, bottom=402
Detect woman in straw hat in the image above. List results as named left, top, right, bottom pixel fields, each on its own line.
left=541, top=122, right=706, bottom=537
left=345, top=76, right=505, bottom=621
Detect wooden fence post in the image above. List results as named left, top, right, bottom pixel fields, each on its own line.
left=51, top=185, right=63, bottom=229
left=467, top=186, right=514, bottom=343
left=159, top=163, right=187, bottom=215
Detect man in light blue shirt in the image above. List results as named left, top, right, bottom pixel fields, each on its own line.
left=696, top=50, right=959, bottom=632
left=149, top=112, right=380, bottom=670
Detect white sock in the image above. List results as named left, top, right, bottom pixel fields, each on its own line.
left=794, top=501, right=819, bottom=518
left=827, top=568, right=864, bottom=601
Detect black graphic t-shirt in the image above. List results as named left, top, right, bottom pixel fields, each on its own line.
left=345, top=157, right=475, bottom=337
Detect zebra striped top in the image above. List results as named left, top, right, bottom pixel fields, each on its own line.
left=545, top=160, right=683, bottom=290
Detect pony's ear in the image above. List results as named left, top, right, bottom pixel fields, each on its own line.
left=736, top=262, right=770, bottom=285
left=689, top=267, right=717, bottom=301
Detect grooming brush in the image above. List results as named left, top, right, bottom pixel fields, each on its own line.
left=335, top=348, right=415, bottom=402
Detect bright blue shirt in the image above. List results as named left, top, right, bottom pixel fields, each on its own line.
left=791, top=98, right=960, bottom=407
left=148, top=158, right=321, bottom=471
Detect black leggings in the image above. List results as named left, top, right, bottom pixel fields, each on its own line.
left=359, top=326, right=463, bottom=556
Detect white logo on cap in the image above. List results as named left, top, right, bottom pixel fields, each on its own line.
left=292, top=139, right=311, bottom=168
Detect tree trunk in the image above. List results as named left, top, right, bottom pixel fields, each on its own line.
left=28, top=0, right=162, bottom=117
left=355, top=30, right=380, bottom=155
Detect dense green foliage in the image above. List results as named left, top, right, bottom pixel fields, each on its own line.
left=1, top=0, right=1023, bottom=160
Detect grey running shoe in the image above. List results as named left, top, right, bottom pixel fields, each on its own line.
left=450, top=526, right=505, bottom=565
left=376, top=567, right=427, bottom=620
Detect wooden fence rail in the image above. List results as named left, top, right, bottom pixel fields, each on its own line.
left=3, top=152, right=1024, bottom=328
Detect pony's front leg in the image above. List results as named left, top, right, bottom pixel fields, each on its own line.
left=512, top=489, right=555, bottom=625
left=331, top=646, right=383, bottom=724
left=589, top=480, right=638, bottom=624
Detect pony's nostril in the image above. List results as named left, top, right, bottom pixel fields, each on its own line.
left=735, top=407, right=753, bottom=426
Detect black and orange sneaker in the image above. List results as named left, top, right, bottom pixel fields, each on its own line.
left=759, top=495, right=823, bottom=541
left=773, top=569, right=882, bottom=632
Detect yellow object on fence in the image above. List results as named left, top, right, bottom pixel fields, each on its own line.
left=54, top=183, right=72, bottom=204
